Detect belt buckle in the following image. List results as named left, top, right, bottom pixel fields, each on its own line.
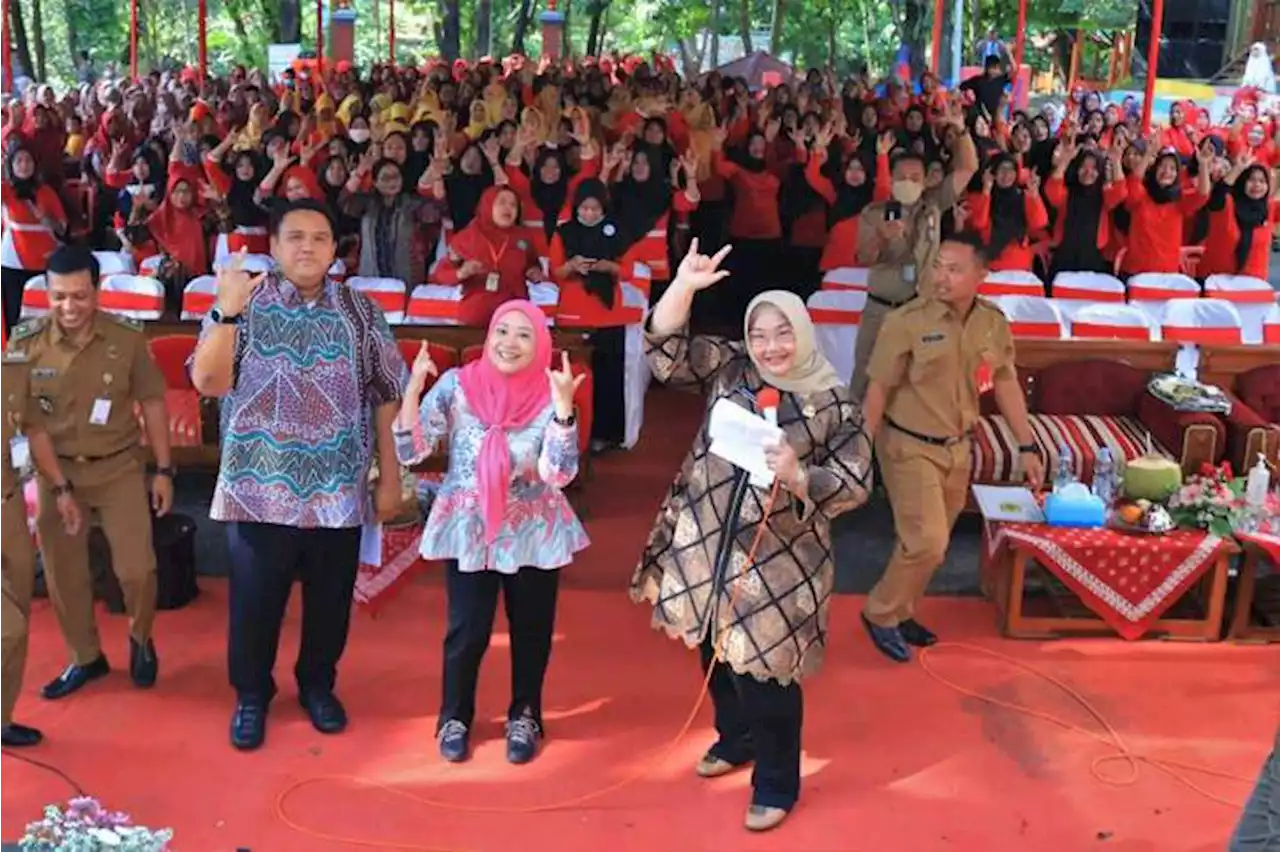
left=74, top=455, right=87, bottom=463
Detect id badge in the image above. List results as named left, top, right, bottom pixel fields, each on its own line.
left=89, top=398, right=112, bottom=426
left=903, top=264, right=916, bottom=284
left=9, top=435, right=29, bottom=470
left=485, top=272, right=500, bottom=293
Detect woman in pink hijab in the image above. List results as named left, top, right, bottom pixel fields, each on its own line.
left=393, top=300, right=589, bottom=765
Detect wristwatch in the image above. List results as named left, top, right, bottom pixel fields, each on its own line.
left=51, top=481, right=74, bottom=497
left=209, top=307, right=241, bottom=325
left=153, top=465, right=177, bottom=479
left=553, top=412, right=577, bottom=427
left=1017, top=443, right=1040, bottom=455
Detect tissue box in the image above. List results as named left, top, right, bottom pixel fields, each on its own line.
left=1043, top=488, right=1107, bottom=528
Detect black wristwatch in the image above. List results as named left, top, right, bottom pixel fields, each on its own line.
left=1017, top=443, right=1040, bottom=455
left=209, top=307, right=241, bottom=325
left=51, top=481, right=74, bottom=497
left=553, top=412, right=577, bottom=427
left=153, top=465, right=177, bottom=479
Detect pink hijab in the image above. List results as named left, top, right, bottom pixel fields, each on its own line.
left=458, top=300, right=554, bottom=544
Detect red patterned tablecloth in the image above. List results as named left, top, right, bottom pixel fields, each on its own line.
left=992, top=524, right=1232, bottom=640
left=355, top=522, right=430, bottom=612
left=1238, top=531, right=1280, bottom=565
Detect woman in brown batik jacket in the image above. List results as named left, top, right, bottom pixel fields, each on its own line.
left=629, top=239, right=874, bottom=833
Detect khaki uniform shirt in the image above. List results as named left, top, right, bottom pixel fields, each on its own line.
left=867, top=296, right=1016, bottom=439
left=1, top=357, right=41, bottom=499
left=858, top=180, right=961, bottom=305
left=6, top=312, right=166, bottom=463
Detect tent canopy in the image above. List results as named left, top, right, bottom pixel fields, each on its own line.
left=715, top=51, right=793, bottom=90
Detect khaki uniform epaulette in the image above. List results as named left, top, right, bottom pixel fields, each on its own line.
left=6, top=316, right=48, bottom=347
left=973, top=295, right=1004, bottom=315
left=888, top=295, right=926, bottom=317
left=99, top=311, right=145, bottom=333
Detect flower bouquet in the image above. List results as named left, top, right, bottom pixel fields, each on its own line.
left=21, top=797, right=173, bottom=851
left=1167, top=462, right=1246, bottom=538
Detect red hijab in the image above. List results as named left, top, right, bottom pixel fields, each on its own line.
left=458, top=299, right=553, bottom=544
left=147, top=166, right=209, bottom=275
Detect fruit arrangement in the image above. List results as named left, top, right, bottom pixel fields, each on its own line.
left=1112, top=498, right=1176, bottom=534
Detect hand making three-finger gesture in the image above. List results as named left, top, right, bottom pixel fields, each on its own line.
left=673, top=238, right=733, bottom=293
left=546, top=351, right=585, bottom=420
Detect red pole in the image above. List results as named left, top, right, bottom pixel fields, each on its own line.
left=389, top=0, right=396, bottom=65
left=1, top=0, right=10, bottom=93
left=197, top=0, right=207, bottom=83
left=130, top=0, right=139, bottom=80
left=930, top=0, right=944, bottom=75
left=1013, top=0, right=1027, bottom=106
left=1141, top=0, right=1164, bottom=132
left=316, top=0, right=325, bottom=76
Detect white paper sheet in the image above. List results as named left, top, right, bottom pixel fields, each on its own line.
left=970, top=485, right=1045, bottom=523
left=359, top=520, right=383, bottom=566
left=707, top=398, right=785, bottom=488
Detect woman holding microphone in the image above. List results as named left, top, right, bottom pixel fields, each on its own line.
left=630, top=241, right=874, bottom=831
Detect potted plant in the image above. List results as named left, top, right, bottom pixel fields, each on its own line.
left=20, top=797, right=173, bottom=851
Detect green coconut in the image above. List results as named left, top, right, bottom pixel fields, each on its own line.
left=1122, top=455, right=1182, bottom=502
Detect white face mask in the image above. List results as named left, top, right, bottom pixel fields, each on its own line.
left=891, top=179, right=924, bottom=206
left=348, top=128, right=370, bottom=144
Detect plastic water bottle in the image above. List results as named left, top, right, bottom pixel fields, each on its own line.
left=1091, top=447, right=1116, bottom=507
left=1054, top=443, right=1074, bottom=493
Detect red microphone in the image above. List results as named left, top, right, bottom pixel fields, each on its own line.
left=757, top=387, right=780, bottom=427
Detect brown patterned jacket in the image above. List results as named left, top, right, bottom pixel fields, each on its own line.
left=630, top=326, right=874, bottom=685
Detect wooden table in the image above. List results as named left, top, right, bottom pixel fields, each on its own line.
left=984, top=523, right=1233, bottom=641
left=1229, top=533, right=1280, bottom=644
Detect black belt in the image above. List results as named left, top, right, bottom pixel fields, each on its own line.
left=57, top=446, right=134, bottom=464
left=868, top=294, right=911, bottom=309
left=886, top=418, right=967, bottom=447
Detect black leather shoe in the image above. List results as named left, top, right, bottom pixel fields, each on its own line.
left=230, top=701, right=268, bottom=751
left=1, top=723, right=44, bottom=747
left=41, top=656, right=110, bottom=700
left=899, top=619, right=938, bottom=648
left=299, top=691, right=347, bottom=734
left=505, top=714, right=542, bottom=764
left=861, top=614, right=911, bottom=663
left=129, top=638, right=158, bottom=688
left=437, top=719, right=470, bottom=763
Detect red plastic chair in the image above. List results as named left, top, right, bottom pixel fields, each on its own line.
left=397, top=340, right=459, bottom=397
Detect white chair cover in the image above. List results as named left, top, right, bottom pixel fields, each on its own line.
left=991, top=295, right=1069, bottom=339
left=1127, top=272, right=1201, bottom=331
left=93, top=250, right=135, bottom=278
left=527, top=281, right=561, bottom=326
left=181, top=275, right=218, bottom=321
left=328, top=259, right=347, bottom=282
left=806, top=289, right=866, bottom=383
left=1050, top=271, right=1126, bottom=321
left=212, top=253, right=274, bottom=274
left=1203, top=275, right=1276, bottom=345
left=99, top=274, right=164, bottom=321
left=820, top=266, right=869, bottom=291
left=1263, top=302, right=1280, bottom=345
left=346, top=277, right=408, bottom=325
left=19, top=274, right=48, bottom=318
left=1070, top=303, right=1155, bottom=341
left=1161, top=298, right=1245, bottom=377
left=620, top=282, right=652, bottom=450
left=980, top=269, right=1045, bottom=297
left=405, top=284, right=464, bottom=326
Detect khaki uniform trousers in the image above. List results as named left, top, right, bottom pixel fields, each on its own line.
left=36, top=454, right=156, bottom=665
left=865, top=428, right=971, bottom=627
left=850, top=300, right=894, bottom=401
left=2, top=489, right=37, bottom=726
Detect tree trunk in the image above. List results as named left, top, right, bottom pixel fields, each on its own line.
left=438, top=0, right=460, bottom=61
left=709, top=0, right=720, bottom=67
left=475, top=0, right=492, bottom=57
left=826, top=7, right=836, bottom=69
left=586, top=0, right=607, bottom=56
left=769, top=0, right=785, bottom=55
left=902, top=0, right=928, bottom=76
left=562, top=0, right=572, bottom=57
left=512, top=0, right=532, bottom=54
left=738, top=0, right=752, bottom=54
left=279, top=0, right=301, bottom=42
left=9, top=0, right=34, bottom=78
left=63, top=0, right=78, bottom=68
left=32, top=0, right=47, bottom=80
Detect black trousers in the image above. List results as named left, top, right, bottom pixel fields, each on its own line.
left=588, top=325, right=627, bottom=447
left=225, top=522, right=361, bottom=702
left=699, top=635, right=804, bottom=810
left=1, top=267, right=37, bottom=336
left=440, top=561, right=560, bottom=731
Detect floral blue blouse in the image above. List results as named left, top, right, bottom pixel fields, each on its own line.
left=393, top=368, right=589, bottom=574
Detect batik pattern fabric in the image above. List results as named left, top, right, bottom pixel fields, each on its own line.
left=201, top=276, right=407, bottom=528
left=630, top=324, right=874, bottom=685
left=392, top=368, right=588, bottom=574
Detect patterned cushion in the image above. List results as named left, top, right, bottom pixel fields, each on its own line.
left=1238, top=365, right=1280, bottom=424
left=973, top=413, right=1175, bottom=485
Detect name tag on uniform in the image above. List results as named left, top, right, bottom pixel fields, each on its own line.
left=921, top=332, right=946, bottom=344
left=9, top=435, right=29, bottom=470
left=485, top=272, right=500, bottom=293
left=89, top=398, right=112, bottom=426
left=903, top=265, right=916, bottom=284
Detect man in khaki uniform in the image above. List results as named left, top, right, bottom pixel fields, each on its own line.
left=6, top=246, right=173, bottom=699
left=1, top=353, right=79, bottom=746
left=851, top=100, right=978, bottom=400
left=858, top=232, right=1044, bottom=662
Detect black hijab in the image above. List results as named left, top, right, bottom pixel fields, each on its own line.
left=1232, top=165, right=1271, bottom=273
left=557, top=178, right=624, bottom=308
left=1054, top=151, right=1108, bottom=274
left=1142, top=152, right=1182, bottom=205
left=529, top=147, right=570, bottom=239
left=612, top=144, right=672, bottom=250
left=986, top=154, right=1027, bottom=258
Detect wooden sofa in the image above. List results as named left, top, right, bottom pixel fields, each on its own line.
left=972, top=340, right=1224, bottom=487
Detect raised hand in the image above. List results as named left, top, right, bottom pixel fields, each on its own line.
left=546, top=351, right=585, bottom=419
left=409, top=340, right=438, bottom=387
left=674, top=238, right=732, bottom=292
left=214, top=248, right=267, bottom=317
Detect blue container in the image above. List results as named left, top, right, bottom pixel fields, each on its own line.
left=1043, top=491, right=1107, bottom=528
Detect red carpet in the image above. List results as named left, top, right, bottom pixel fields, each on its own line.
left=2, top=389, right=1275, bottom=852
